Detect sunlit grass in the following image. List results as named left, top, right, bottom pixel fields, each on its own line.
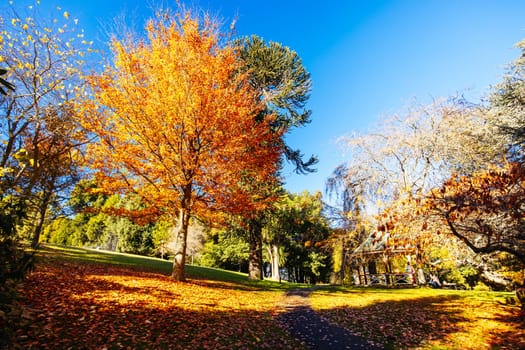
left=20, top=244, right=523, bottom=349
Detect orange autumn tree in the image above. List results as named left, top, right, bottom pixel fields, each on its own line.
left=424, top=161, right=525, bottom=265
left=78, top=10, right=282, bottom=281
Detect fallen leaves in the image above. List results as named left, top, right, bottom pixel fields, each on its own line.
left=310, top=288, right=525, bottom=349
left=8, top=253, right=524, bottom=350
left=11, top=261, right=301, bottom=349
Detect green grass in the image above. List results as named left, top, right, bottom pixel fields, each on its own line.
left=35, top=243, right=296, bottom=290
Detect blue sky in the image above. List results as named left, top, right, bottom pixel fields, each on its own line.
left=32, top=0, right=525, bottom=196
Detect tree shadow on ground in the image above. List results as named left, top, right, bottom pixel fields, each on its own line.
left=488, top=309, right=525, bottom=349
left=7, top=261, right=302, bottom=350
left=312, top=289, right=523, bottom=349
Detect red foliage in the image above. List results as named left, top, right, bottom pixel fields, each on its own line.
left=426, top=162, right=525, bottom=263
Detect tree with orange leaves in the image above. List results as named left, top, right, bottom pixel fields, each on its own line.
left=78, top=10, right=282, bottom=281
left=425, top=162, right=525, bottom=265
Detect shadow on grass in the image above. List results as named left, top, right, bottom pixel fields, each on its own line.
left=488, top=309, right=525, bottom=349
left=311, top=287, right=525, bottom=349
left=313, top=292, right=467, bottom=349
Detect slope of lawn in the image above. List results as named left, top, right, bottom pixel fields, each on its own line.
left=7, top=244, right=302, bottom=349
left=34, top=244, right=285, bottom=288
left=309, top=286, right=524, bottom=350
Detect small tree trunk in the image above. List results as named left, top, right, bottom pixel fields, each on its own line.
left=31, top=191, right=52, bottom=248
left=172, top=207, right=190, bottom=281
left=266, top=245, right=273, bottom=277
left=248, top=219, right=263, bottom=280
left=271, top=244, right=280, bottom=282
left=340, top=238, right=346, bottom=284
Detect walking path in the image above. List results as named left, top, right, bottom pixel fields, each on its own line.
left=276, top=288, right=383, bottom=350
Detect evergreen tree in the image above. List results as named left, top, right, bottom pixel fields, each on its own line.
left=237, top=36, right=316, bottom=279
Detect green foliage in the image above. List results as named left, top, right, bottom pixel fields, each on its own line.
left=261, top=191, right=332, bottom=283
left=458, top=265, right=480, bottom=288
left=0, top=195, right=26, bottom=239
left=107, top=216, right=154, bottom=255
left=307, top=251, right=328, bottom=279
left=41, top=182, right=156, bottom=255
left=473, top=281, right=491, bottom=291
left=237, top=35, right=311, bottom=128
left=41, top=217, right=69, bottom=244
left=200, top=230, right=250, bottom=272
left=237, top=35, right=316, bottom=173
left=150, top=218, right=172, bottom=258
left=68, top=179, right=106, bottom=212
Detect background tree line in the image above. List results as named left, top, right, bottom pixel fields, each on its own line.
left=328, top=39, right=525, bottom=290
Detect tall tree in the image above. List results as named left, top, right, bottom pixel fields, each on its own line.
left=490, top=39, right=525, bottom=159
left=264, top=191, right=330, bottom=283
left=332, top=99, right=506, bottom=247
left=237, top=35, right=316, bottom=279
left=325, top=164, right=370, bottom=283
left=237, top=36, right=315, bottom=170
left=0, top=2, right=91, bottom=247
left=78, top=10, right=282, bottom=281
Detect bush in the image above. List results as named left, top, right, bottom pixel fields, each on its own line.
left=0, top=238, right=34, bottom=347
left=473, top=281, right=491, bottom=291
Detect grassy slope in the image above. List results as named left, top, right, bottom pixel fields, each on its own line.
left=35, top=243, right=291, bottom=289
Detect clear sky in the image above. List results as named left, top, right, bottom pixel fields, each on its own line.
left=28, top=0, right=525, bottom=196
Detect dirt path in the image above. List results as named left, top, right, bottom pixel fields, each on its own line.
left=276, top=288, right=383, bottom=350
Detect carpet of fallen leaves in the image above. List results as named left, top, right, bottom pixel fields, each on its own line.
left=309, top=288, right=525, bottom=349
left=7, top=255, right=525, bottom=350
left=9, top=261, right=303, bottom=349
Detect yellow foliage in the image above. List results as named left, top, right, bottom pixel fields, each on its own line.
left=77, top=10, right=282, bottom=223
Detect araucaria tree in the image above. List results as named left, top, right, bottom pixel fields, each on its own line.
left=236, top=35, right=315, bottom=280
left=78, top=11, right=282, bottom=281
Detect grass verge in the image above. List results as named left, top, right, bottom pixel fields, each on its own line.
left=35, top=243, right=294, bottom=290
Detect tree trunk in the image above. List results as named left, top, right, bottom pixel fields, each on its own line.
left=172, top=207, right=190, bottom=281
left=480, top=268, right=511, bottom=291
left=31, top=191, right=52, bottom=248
left=340, top=238, right=346, bottom=284
left=248, top=219, right=263, bottom=280
left=270, top=244, right=281, bottom=282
